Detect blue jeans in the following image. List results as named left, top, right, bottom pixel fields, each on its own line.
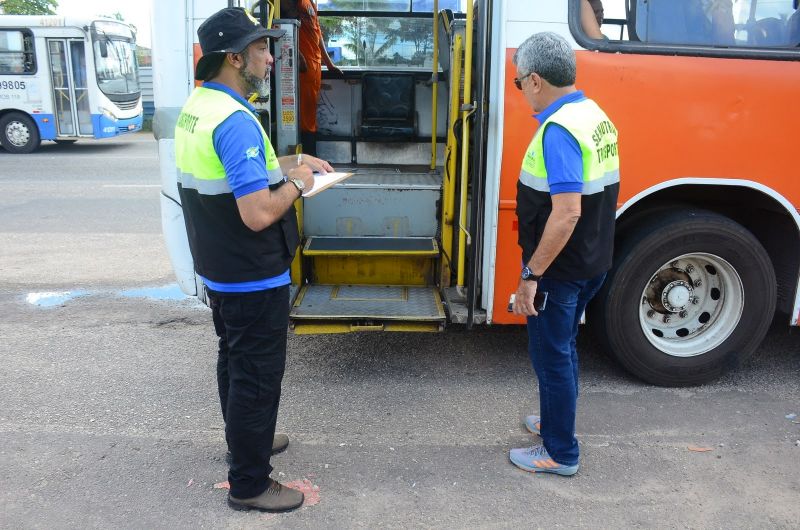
left=526, top=273, right=606, bottom=466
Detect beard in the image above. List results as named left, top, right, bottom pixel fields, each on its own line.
left=238, top=54, right=268, bottom=96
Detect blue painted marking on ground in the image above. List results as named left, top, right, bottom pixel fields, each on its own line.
left=25, top=291, right=89, bottom=307
left=117, top=284, right=190, bottom=301
left=26, top=284, right=192, bottom=308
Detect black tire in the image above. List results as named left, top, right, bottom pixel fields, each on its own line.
left=0, top=112, right=41, bottom=153
left=595, top=209, right=776, bottom=386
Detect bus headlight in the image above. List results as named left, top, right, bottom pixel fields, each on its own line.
left=99, top=107, right=118, bottom=121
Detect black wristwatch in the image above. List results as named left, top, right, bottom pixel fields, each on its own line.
left=521, top=266, right=541, bottom=282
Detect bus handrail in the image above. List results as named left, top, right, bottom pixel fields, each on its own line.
left=430, top=1, right=439, bottom=171
left=456, top=0, right=475, bottom=289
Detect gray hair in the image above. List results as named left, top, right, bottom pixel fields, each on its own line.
left=512, top=32, right=576, bottom=88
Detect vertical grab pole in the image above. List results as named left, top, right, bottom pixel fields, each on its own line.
left=456, top=0, right=475, bottom=288
left=430, top=0, right=439, bottom=171
left=440, top=34, right=462, bottom=288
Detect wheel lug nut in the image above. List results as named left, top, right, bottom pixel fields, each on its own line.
left=691, top=296, right=699, bottom=305
left=647, top=310, right=655, bottom=318
left=694, top=280, right=702, bottom=287
left=686, top=265, right=695, bottom=273
left=663, top=315, right=671, bottom=323
left=679, top=310, right=688, bottom=318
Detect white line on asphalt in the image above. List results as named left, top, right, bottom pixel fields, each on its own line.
left=102, top=184, right=161, bottom=188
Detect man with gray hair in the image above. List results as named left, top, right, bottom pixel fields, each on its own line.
left=510, top=32, right=619, bottom=476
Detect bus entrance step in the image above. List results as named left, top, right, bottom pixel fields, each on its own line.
left=302, top=236, right=439, bottom=256
left=302, top=237, right=439, bottom=285
left=290, top=285, right=446, bottom=324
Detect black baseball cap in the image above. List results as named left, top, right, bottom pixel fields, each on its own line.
left=195, top=7, right=285, bottom=81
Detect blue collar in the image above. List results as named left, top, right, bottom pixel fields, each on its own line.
left=202, top=81, right=256, bottom=113
left=534, top=90, right=586, bottom=123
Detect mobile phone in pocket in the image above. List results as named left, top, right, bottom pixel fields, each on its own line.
left=507, top=291, right=548, bottom=312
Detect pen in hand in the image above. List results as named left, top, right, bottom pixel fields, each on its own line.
left=295, top=144, right=302, bottom=167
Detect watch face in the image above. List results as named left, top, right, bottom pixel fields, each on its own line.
left=292, top=178, right=305, bottom=190
left=521, top=267, right=531, bottom=279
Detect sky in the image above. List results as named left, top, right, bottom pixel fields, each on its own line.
left=55, top=0, right=152, bottom=47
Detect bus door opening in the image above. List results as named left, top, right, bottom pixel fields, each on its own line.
left=47, top=39, right=92, bottom=137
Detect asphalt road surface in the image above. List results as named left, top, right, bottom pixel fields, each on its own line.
left=2, top=134, right=799, bottom=529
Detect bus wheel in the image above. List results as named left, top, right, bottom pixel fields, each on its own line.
left=595, top=209, right=775, bottom=386
left=0, top=112, right=41, bottom=154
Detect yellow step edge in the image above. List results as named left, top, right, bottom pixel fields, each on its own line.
left=302, top=239, right=440, bottom=257
left=292, top=321, right=443, bottom=334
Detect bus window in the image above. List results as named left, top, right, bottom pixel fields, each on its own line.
left=317, top=1, right=462, bottom=11
left=576, top=0, right=800, bottom=51
left=0, top=29, right=35, bottom=74
left=318, top=16, right=437, bottom=67
left=632, top=0, right=799, bottom=48
left=318, top=0, right=465, bottom=68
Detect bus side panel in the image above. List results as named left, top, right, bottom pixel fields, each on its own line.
left=0, top=31, right=57, bottom=140
left=577, top=52, right=800, bottom=207
left=492, top=48, right=800, bottom=324
left=492, top=49, right=531, bottom=325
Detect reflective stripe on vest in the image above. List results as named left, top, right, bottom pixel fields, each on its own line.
left=520, top=98, right=619, bottom=195
left=174, top=86, right=283, bottom=194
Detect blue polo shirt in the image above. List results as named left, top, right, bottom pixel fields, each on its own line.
left=198, top=82, right=290, bottom=293
left=534, top=90, right=586, bottom=195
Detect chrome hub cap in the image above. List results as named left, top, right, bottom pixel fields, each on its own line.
left=5, top=120, right=31, bottom=148
left=639, top=253, right=744, bottom=357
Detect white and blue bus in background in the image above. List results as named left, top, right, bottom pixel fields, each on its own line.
left=0, top=16, right=142, bottom=153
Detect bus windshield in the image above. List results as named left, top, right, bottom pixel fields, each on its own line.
left=92, top=36, right=139, bottom=97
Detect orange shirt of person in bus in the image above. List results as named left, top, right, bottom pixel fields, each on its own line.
left=281, top=0, right=342, bottom=147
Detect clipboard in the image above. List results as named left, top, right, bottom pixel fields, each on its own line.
left=302, top=171, right=354, bottom=197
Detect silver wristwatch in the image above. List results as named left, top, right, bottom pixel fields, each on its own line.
left=289, top=177, right=305, bottom=193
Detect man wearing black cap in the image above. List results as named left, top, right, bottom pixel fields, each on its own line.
left=174, top=6, right=335, bottom=512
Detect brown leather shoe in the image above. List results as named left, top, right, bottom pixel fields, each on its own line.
left=225, top=433, right=290, bottom=464
left=227, top=478, right=304, bottom=512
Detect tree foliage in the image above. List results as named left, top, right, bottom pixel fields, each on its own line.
left=0, top=0, right=58, bottom=15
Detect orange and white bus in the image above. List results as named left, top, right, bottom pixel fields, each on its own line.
left=153, top=0, right=800, bottom=386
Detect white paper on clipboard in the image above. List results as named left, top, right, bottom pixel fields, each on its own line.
left=301, top=172, right=354, bottom=197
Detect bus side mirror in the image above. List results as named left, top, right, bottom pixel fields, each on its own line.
left=99, top=40, right=108, bottom=58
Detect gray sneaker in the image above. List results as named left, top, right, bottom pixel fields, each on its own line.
left=225, top=433, right=290, bottom=464
left=525, top=415, right=541, bottom=436
left=228, top=478, right=304, bottom=512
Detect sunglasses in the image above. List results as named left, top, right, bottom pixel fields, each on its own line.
left=514, top=72, right=534, bottom=90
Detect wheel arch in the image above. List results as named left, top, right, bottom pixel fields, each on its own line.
left=0, top=108, right=33, bottom=121
left=616, top=179, right=800, bottom=325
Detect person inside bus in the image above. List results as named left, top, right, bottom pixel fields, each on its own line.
left=640, top=0, right=735, bottom=46
left=175, top=6, right=335, bottom=512
left=694, top=0, right=735, bottom=46
left=582, top=0, right=605, bottom=39
left=280, top=0, right=343, bottom=156
left=510, top=32, right=620, bottom=476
